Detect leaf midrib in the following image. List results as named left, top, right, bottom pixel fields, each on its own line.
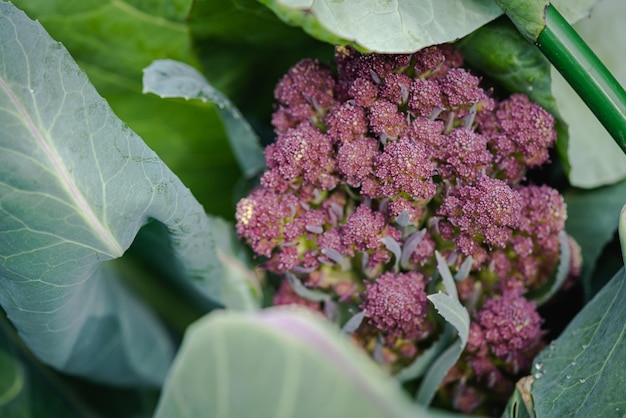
left=0, top=76, right=124, bottom=258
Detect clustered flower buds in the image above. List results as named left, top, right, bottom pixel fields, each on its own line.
left=236, top=44, right=581, bottom=414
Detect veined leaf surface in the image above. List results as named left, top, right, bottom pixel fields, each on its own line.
left=0, top=1, right=232, bottom=385
left=257, top=0, right=598, bottom=53
left=531, top=268, right=626, bottom=417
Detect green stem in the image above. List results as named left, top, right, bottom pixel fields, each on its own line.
left=535, top=4, right=626, bottom=155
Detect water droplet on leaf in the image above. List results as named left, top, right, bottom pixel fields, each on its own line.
left=534, top=362, right=543, bottom=370
left=579, top=378, right=587, bottom=383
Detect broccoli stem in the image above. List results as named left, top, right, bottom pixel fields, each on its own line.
left=535, top=4, right=626, bottom=155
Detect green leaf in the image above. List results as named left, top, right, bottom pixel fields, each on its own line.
left=531, top=267, right=626, bottom=417
left=0, top=311, right=98, bottom=418
left=455, top=18, right=570, bottom=173
left=258, top=0, right=503, bottom=53
left=492, top=0, right=549, bottom=42
left=620, top=204, right=626, bottom=265
left=11, top=0, right=242, bottom=218
left=210, top=217, right=262, bottom=311
left=142, top=59, right=265, bottom=178
left=187, top=0, right=333, bottom=130
left=0, top=2, right=229, bottom=385
left=563, top=180, right=626, bottom=299
left=416, top=254, right=470, bottom=406
left=256, top=0, right=599, bottom=54
left=555, top=0, right=626, bottom=187
left=0, top=348, right=23, bottom=407
left=154, top=306, right=449, bottom=418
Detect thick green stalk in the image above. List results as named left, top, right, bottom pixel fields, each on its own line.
left=535, top=4, right=626, bottom=155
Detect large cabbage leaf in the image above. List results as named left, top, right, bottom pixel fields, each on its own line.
left=531, top=267, right=626, bottom=416
left=257, top=0, right=597, bottom=53
left=0, top=1, right=253, bottom=385
left=154, top=307, right=461, bottom=418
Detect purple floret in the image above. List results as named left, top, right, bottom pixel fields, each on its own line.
left=235, top=189, right=299, bottom=257
left=368, top=100, right=408, bottom=139
left=342, top=204, right=393, bottom=253
left=439, top=68, right=487, bottom=111
left=438, top=127, right=492, bottom=183
left=380, top=73, right=412, bottom=105
left=374, top=137, right=436, bottom=199
left=516, top=185, right=566, bottom=253
left=263, top=122, right=339, bottom=192
left=348, top=77, right=379, bottom=107
left=475, top=291, right=543, bottom=371
left=325, top=101, right=369, bottom=143
left=272, top=59, right=337, bottom=132
left=409, top=78, right=443, bottom=117
left=479, top=94, right=556, bottom=181
left=439, top=176, right=521, bottom=255
left=336, top=136, right=379, bottom=188
left=361, top=271, right=429, bottom=340
left=274, top=58, right=335, bottom=108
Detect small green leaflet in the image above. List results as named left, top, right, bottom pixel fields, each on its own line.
left=143, top=59, right=266, bottom=178
left=415, top=252, right=470, bottom=405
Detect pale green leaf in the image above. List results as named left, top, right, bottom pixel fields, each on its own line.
left=557, top=0, right=626, bottom=187
left=257, top=0, right=599, bottom=54
left=154, top=307, right=456, bottom=418
left=142, top=59, right=265, bottom=178
left=532, top=268, right=626, bottom=417
left=258, top=0, right=503, bottom=53
left=11, top=0, right=243, bottom=219
left=416, top=257, right=469, bottom=406
left=0, top=2, right=227, bottom=385
left=210, top=217, right=262, bottom=311
left=426, top=293, right=470, bottom=346
left=492, top=0, right=549, bottom=42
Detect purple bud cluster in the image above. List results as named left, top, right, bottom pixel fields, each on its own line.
left=235, top=45, right=581, bottom=413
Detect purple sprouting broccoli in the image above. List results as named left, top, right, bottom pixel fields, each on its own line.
left=471, top=290, right=544, bottom=374
left=235, top=44, right=581, bottom=414
left=272, top=58, right=336, bottom=133
left=361, top=271, right=430, bottom=341
left=479, top=94, right=556, bottom=182
left=439, top=177, right=522, bottom=264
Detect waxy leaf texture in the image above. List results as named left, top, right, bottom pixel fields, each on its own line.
left=0, top=1, right=229, bottom=385
left=532, top=268, right=626, bottom=416
left=259, top=0, right=598, bottom=53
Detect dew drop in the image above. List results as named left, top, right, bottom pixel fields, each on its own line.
left=534, top=372, right=543, bottom=379
left=582, top=344, right=589, bottom=349
left=579, top=378, right=587, bottom=383
left=566, top=375, right=572, bottom=380
left=571, top=361, right=577, bottom=366
left=534, top=362, right=543, bottom=371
